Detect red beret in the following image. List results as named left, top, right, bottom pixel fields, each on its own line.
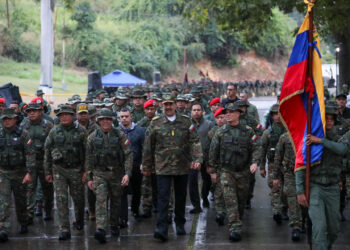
left=144, top=99, right=157, bottom=109
left=0, top=98, right=5, bottom=104
left=214, top=107, right=224, bottom=118
left=31, top=97, right=43, bottom=104
left=209, top=97, right=221, bottom=106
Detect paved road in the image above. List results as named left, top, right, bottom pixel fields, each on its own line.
left=5, top=96, right=350, bottom=249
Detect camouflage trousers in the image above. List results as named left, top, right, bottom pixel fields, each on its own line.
left=52, top=166, right=85, bottom=232
left=214, top=173, right=226, bottom=216
left=221, top=170, right=250, bottom=233
left=282, top=172, right=302, bottom=229
left=267, top=163, right=283, bottom=214
left=247, top=172, right=256, bottom=202
left=0, top=168, right=27, bottom=234
left=93, top=171, right=122, bottom=230
left=27, top=162, right=54, bottom=219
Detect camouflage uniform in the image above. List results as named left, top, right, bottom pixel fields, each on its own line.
left=260, top=121, right=285, bottom=214
left=44, top=106, right=87, bottom=234
left=0, top=109, right=36, bottom=235
left=131, top=108, right=145, bottom=123
left=21, top=104, right=54, bottom=220
left=86, top=118, right=132, bottom=232
left=209, top=119, right=260, bottom=234
left=273, top=133, right=302, bottom=230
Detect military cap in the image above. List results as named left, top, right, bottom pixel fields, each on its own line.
left=162, top=94, right=176, bottom=104
left=19, top=102, right=27, bottom=112
left=93, top=99, right=105, bottom=107
left=36, top=89, right=44, bottom=96
left=76, top=103, right=89, bottom=113
left=54, top=104, right=65, bottom=114
left=326, top=100, right=337, bottom=108
left=131, top=89, right=146, bottom=98
left=270, top=104, right=279, bottom=113
left=336, top=92, right=347, bottom=99
left=185, top=94, right=196, bottom=102
left=235, top=100, right=249, bottom=107
left=150, top=94, right=162, bottom=102
left=190, top=86, right=201, bottom=94
left=223, top=103, right=242, bottom=113
left=56, top=105, right=75, bottom=116
left=97, top=108, right=114, bottom=120
left=88, top=104, right=98, bottom=117
left=104, top=98, right=114, bottom=107
left=176, top=94, right=188, bottom=102
left=72, top=94, right=81, bottom=100
left=325, top=105, right=337, bottom=115
left=25, top=103, right=42, bottom=112
left=31, top=97, right=43, bottom=105
left=1, top=108, right=18, bottom=119
left=95, top=89, right=106, bottom=97
left=115, top=91, right=129, bottom=100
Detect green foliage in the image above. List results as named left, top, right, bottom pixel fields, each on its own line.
left=71, top=2, right=96, bottom=31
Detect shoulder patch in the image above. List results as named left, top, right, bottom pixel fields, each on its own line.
left=152, top=116, right=160, bottom=121
left=251, top=135, right=258, bottom=142
left=189, top=124, right=195, bottom=131
left=182, top=114, right=190, bottom=119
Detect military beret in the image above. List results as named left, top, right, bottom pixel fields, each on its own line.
left=214, top=107, right=224, bottom=117
left=144, top=99, right=157, bottom=109
left=31, top=97, right=43, bottom=105
left=209, top=97, right=221, bottom=106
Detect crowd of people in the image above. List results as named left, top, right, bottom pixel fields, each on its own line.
left=0, top=82, right=349, bottom=250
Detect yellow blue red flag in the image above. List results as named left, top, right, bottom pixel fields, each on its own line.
left=279, top=8, right=325, bottom=171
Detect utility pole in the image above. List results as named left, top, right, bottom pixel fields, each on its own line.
left=6, top=0, right=10, bottom=28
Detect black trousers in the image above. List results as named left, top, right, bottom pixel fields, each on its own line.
left=189, top=164, right=212, bottom=208
left=156, top=175, right=188, bottom=232
left=130, top=166, right=143, bottom=214
left=120, top=187, right=128, bottom=222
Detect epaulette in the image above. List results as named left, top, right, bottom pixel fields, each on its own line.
left=152, top=116, right=160, bottom=121
left=181, top=114, right=190, bottom=119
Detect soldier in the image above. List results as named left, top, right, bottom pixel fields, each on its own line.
left=9, top=100, right=24, bottom=125
left=0, top=98, right=6, bottom=114
left=142, top=94, right=203, bottom=241
left=95, top=89, right=106, bottom=101
left=86, top=108, right=132, bottom=243
left=44, top=105, right=87, bottom=240
left=176, top=94, right=189, bottom=116
left=221, top=83, right=239, bottom=107
left=273, top=133, right=302, bottom=241
left=112, top=91, right=130, bottom=123
left=36, top=89, right=51, bottom=115
left=239, top=91, right=260, bottom=123
left=260, top=104, right=286, bottom=222
left=209, top=102, right=260, bottom=242
left=204, top=97, right=222, bottom=123
left=130, top=89, right=146, bottom=123
left=22, top=103, right=54, bottom=223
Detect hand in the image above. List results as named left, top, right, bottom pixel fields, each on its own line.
left=88, top=181, right=94, bottom=190
left=306, top=134, right=322, bottom=145
left=45, top=175, right=53, bottom=183
left=142, top=171, right=151, bottom=176
left=250, top=163, right=258, bottom=173
left=193, top=162, right=201, bottom=170
left=121, top=175, right=129, bottom=186
left=260, top=169, right=266, bottom=178
left=273, top=179, right=280, bottom=188
left=210, top=173, right=217, bottom=183
left=82, top=172, right=87, bottom=184
left=297, top=193, right=309, bottom=207
left=206, top=167, right=212, bottom=175
left=22, top=173, right=32, bottom=184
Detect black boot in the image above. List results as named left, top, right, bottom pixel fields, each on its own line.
left=229, top=232, right=242, bottom=242
left=291, top=229, right=301, bottom=241
left=176, top=225, right=186, bottom=235
left=215, top=214, right=225, bottom=226
left=19, top=225, right=28, bottom=234
left=273, top=213, right=282, bottom=225
left=202, top=198, right=210, bottom=208
left=281, top=207, right=289, bottom=220
left=245, top=199, right=251, bottom=209
left=119, top=219, right=128, bottom=229
left=189, top=207, right=202, bottom=214
left=0, top=232, right=8, bottom=243
left=44, top=211, right=52, bottom=221
left=94, top=229, right=106, bottom=244
left=110, top=226, right=120, bottom=237
left=58, top=231, right=71, bottom=241
left=154, top=227, right=168, bottom=242
left=73, top=221, right=84, bottom=231
left=142, top=210, right=152, bottom=218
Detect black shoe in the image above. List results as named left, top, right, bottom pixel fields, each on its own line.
left=281, top=213, right=289, bottom=221
left=73, top=222, right=84, bottom=231
left=190, top=207, right=202, bottom=214
left=35, top=204, right=43, bottom=217
left=44, top=212, right=52, bottom=221
left=273, top=213, right=282, bottom=225
left=27, top=217, right=34, bottom=225
left=58, top=231, right=71, bottom=241
left=245, top=200, right=251, bottom=209
left=19, top=225, right=28, bottom=234
left=203, top=198, right=210, bottom=208
left=0, top=232, right=8, bottom=243
left=215, top=214, right=225, bottom=226
left=110, top=226, right=120, bottom=237
left=229, top=232, right=242, bottom=242
left=142, top=210, right=152, bottom=218
left=154, top=228, right=168, bottom=242
left=291, top=229, right=301, bottom=241
left=94, top=229, right=106, bottom=244
left=176, top=225, right=186, bottom=235
left=119, top=219, right=128, bottom=229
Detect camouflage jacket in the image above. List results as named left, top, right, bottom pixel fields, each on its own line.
left=21, top=118, right=54, bottom=162
left=260, top=123, right=286, bottom=170
left=75, top=120, right=99, bottom=135
left=44, top=122, right=87, bottom=176
left=209, top=123, right=260, bottom=173
left=86, top=127, right=133, bottom=181
left=137, top=117, right=152, bottom=129
left=273, top=133, right=295, bottom=180
left=247, top=102, right=260, bottom=123
left=240, top=113, right=263, bottom=137
left=131, top=107, right=145, bottom=123
left=142, top=114, right=203, bottom=175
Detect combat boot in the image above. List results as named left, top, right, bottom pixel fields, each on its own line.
left=215, top=214, right=225, bottom=226
left=154, top=227, right=168, bottom=242
left=94, top=229, right=106, bottom=244
left=58, top=231, right=71, bottom=240
left=176, top=225, right=186, bottom=235
left=291, top=229, right=301, bottom=241
left=19, top=225, right=28, bottom=234
left=73, top=221, right=84, bottom=231
left=0, top=232, right=8, bottom=243
left=110, top=226, right=120, bottom=237
left=202, top=198, right=210, bottom=208
left=281, top=207, right=289, bottom=220
left=141, top=210, right=152, bottom=218
left=229, top=232, right=242, bottom=242
left=273, top=213, right=282, bottom=225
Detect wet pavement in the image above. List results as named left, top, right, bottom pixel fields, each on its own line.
left=4, top=96, right=350, bottom=249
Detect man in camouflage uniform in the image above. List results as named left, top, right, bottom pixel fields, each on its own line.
left=22, top=103, right=54, bottom=223
left=209, top=102, right=260, bottom=242
left=273, top=132, right=302, bottom=241
left=260, top=104, right=286, bottom=223
left=176, top=94, right=189, bottom=116
left=204, top=97, right=222, bottom=123
left=86, top=108, right=132, bottom=244
left=142, top=94, right=203, bottom=241
left=130, top=89, right=146, bottom=123
left=0, top=108, right=36, bottom=242
left=239, top=91, right=260, bottom=123
left=44, top=105, right=87, bottom=240
left=112, top=91, right=130, bottom=123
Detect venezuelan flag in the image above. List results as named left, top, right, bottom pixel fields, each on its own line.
left=279, top=12, right=325, bottom=171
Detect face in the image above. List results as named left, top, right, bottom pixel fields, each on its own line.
left=59, top=113, right=74, bottom=126
left=27, top=109, right=42, bottom=121
left=132, top=97, right=145, bottom=108
left=77, top=111, right=89, bottom=124
left=163, top=102, right=176, bottom=116
left=0, top=103, right=5, bottom=112
left=185, top=102, right=192, bottom=109
left=215, top=114, right=226, bottom=127
left=227, top=85, right=237, bottom=98
left=191, top=104, right=203, bottom=120
left=225, top=110, right=241, bottom=123
left=176, top=100, right=187, bottom=110
left=2, top=117, right=17, bottom=129
left=145, top=106, right=156, bottom=119
left=99, top=117, right=113, bottom=132
left=9, top=104, right=20, bottom=113
left=325, top=114, right=335, bottom=130
left=239, top=93, right=248, bottom=102
left=116, top=99, right=127, bottom=106
left=97, top=93, right=105, bottom=100
left=210, top=103, right=221, bottom=113
left=120, top=111, right=132, bottom=127
left=336, top=97, right=347, bottom=108
left=272, top=112, right=280, bottom=124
